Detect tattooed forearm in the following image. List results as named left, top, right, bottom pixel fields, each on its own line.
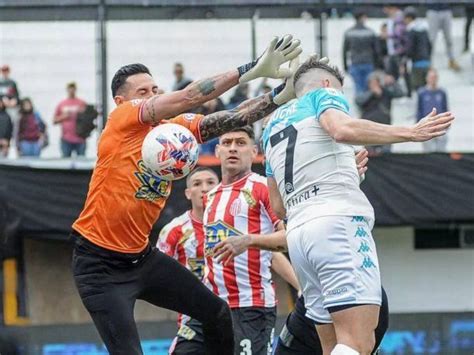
left=199, top=93, right=279, bottom=142
left=144, top=96, right=160, bottom=125
left=141, top=70, right=239, bottom=124
left=184, top=71, right=238, bottom=107
left=197, top=79, right=216, bottom=96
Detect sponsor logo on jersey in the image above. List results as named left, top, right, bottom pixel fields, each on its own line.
left=204, top=220, right=242, bottom=256
left=130, top=99, right=144, bottom=107
left=325, top=286, right=348, bottom=296
left=286, top=184, right=319, bottom=209
left=134, top=160, right=171, bottom=201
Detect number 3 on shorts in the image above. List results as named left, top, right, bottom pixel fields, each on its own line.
left=240, top=338, right=252, bottom=355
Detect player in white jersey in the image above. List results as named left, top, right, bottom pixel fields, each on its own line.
left=204, top=126, right=300, bottom=355
left=260, top=55, right=454, bottom=355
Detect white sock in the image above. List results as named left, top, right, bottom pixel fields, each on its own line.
left=331, top=344, right=360, bottom=355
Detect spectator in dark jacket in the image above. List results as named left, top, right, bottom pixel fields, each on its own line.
left=375, top=23, right=389, bottom=71
left=17, top=98, right=47, bottom=157
left=0, top=99, right=13, bottom=157
left=343, top=10, right=377, bottom=94
left=404, top=7, right=432, bottom=91
left=172, top=63, right=193, bottom=91
left=465, top=4, right=474, bottom=52
left=356, top=71, right=404, bottom=154
left=417, top=68, right=448, bottom=152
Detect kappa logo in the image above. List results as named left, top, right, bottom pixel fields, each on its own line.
left=354, top=226, right=369, bottom=238
left=361, top=256, right=376, bottom=269
left=357, top=241, right=371, bottom=253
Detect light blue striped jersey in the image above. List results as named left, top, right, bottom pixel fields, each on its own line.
left=262, top=88, right=374, bottom=231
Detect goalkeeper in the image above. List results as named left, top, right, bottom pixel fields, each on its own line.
left=70, top=35, right=302, bottom=355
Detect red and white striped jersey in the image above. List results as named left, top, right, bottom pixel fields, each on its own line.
left=203, top=172, right=280, bottom=309
left=157, top=210, right=205, bottom=328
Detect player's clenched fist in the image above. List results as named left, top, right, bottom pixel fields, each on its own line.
left=238, top=34, right=302, bottom=83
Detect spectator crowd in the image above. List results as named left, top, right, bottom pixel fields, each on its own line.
left=343, top=4, right=469, bottom=154
left=0, top=4, right=471, bottom=159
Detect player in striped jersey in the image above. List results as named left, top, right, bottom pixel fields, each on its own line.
left=157, top=167, right=219, bottom=353
left=160, top=165, right=298, bottom=355
left=203, top=126, right=299, bottom=355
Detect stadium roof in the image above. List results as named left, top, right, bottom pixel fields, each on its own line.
left=0, top=0, right=471, bottom=21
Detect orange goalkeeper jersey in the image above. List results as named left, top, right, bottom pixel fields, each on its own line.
left=72, top=99, right=204, bottom=253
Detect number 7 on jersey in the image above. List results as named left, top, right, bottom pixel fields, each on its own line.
left=270, top=125, right=298, bottom=194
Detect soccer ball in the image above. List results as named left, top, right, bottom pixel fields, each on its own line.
left=141, top=123, right=199, bottom=181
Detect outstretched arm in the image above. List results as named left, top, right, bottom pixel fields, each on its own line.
left=199, top=92, right=279, bottom=142
left=141, top=35, right=302, bottom=125
left=142, top=70, right=239, bottom=125
left=320, top=108, right=454, bottom=145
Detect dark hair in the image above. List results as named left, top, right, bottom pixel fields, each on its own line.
left=220, top=125, right=255, bottom=141
left=354, top=9, right=366, bottom=21
left=293, top=56, right=344, bottom=87
left=403, top=6, right=417, bottom=20
left=186, top=167, right=219, bottom=186
left=111, top=63, right=151, bottom=97
left=19, top=97, right=33, bottom=114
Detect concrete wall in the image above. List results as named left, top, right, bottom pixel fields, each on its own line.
left=22, top=238, right=293, bottom=325
left=22, top=226, right=474, bottom=325
left=376, top=226, right=474, bottom=313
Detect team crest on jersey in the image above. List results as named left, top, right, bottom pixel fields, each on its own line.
left=183, top=113, right=196, bottom=122
left=134, top=160, right=171, bottom=201
left=230, top=199, right=242, bottom=216
left=204, top=220, right=242, bottom=256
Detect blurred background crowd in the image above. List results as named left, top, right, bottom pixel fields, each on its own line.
left=0, top=3, right=472, bottom=160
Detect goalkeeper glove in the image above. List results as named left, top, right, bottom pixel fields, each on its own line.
left=238, top=34, right=302, bottom=83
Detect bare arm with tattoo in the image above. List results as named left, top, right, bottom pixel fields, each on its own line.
left=142, top=70, right=239, bottom=125
left=141, top=35, right=303, bottom=125
left=199, top=92, right=279, bottom=142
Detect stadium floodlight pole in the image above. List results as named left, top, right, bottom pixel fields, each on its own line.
left=251, top=9, right=260, bottom=61
left=315, top=1, right=327, bottom=57
left=97, top=0, right=108, bottom=133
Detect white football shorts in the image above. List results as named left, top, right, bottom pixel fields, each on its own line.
left=287, top=215, right=381, bottom=323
